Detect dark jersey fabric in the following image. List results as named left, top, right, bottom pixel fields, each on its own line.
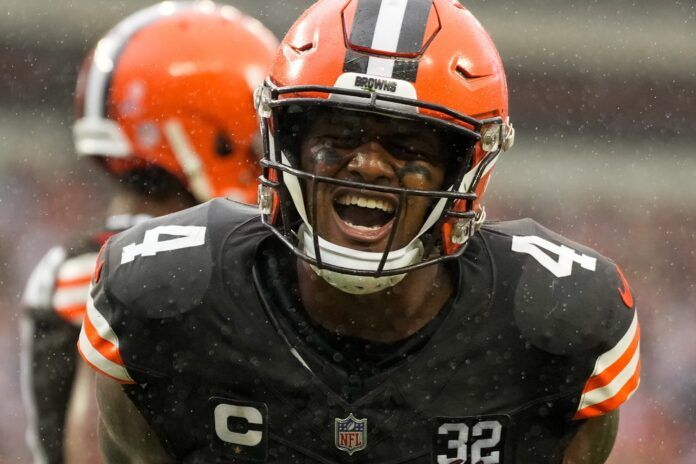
left=89, top=199, right=636, bottom=463
left=258, top=237, right=455, bottom=403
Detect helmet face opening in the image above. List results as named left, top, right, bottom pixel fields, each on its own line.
left=258, top=81, right=503, bottom=277
left=275, top=104, right=477, bottom=189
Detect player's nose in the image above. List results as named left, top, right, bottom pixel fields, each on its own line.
left=346, top=141, right=397, bottom=186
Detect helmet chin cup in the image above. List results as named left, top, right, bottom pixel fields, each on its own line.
left=309, top=266, right=408, bottom=295
left=299, top=224, right=424, bottom=294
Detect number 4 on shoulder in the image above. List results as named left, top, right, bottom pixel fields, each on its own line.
left=511, top=235, right=596, bottom=278
left=121, top=225, right=206, bottom=264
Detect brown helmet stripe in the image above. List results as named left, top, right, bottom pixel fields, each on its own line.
left=395, top=0, right=432, bottom=55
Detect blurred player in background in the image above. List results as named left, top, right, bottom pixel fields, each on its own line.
left=19, top=2, right=277, bottom=462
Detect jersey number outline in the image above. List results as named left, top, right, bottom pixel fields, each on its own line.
left=121, top=225, right=206, bottom=264
left=511, top=235, right=596, bottom=278
left=436, top=420, right=502, bottom=464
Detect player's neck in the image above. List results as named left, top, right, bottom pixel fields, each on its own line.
left=296, top=261, right=454, bottom=343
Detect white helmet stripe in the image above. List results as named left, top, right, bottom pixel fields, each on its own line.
left=365, top=0, right=409, bottom=77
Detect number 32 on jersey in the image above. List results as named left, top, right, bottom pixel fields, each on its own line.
left=433, top=416, right=508, bottom=464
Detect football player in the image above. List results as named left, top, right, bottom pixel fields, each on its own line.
left=80, top=1, right=640, bottom=463
left=20, top=2, right=277, bottom=463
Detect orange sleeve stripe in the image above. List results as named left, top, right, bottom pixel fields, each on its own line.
left=82, top=312, right=127, bottom=367
left=77, top=345, right=136, bottom=385
left=55, top=304, right=86, bottom=323
left=581, top=324, right=640, bottom=394
left=56, top=275, right=92, bottom=288
left=574, top=359, right=641, bottom=420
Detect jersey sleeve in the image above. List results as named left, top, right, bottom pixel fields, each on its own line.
left=77, top=240, right=137, bottom=384
left=487, top=219, right=641, bottom=421
left=572, top=265, right=640, bottom=420
left=77, top=201, right=236, bottom=384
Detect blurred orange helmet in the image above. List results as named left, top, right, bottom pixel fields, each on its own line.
left=256, top=0, right=514, bottom=284
left=74, top=1, right=278, bottom=203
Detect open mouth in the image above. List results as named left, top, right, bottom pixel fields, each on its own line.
left=331, top=189, right=398, bottom=242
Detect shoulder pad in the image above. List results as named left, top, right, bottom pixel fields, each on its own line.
left=79, top=199, right=261, bottom=382
left=104, top=198, right=258, bottom=318
left=482, top=219, right=636, bottom=355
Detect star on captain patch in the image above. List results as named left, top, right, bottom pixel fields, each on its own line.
left=335, top=413, right=367, bottom=455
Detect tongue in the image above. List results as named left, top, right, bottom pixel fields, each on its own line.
left=336, top=204, right=391, bottom=228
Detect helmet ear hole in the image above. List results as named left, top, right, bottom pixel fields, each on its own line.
left=214, top=131, right=234, bottom=157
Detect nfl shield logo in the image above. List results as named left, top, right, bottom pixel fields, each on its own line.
left=334, top=413, right=367, bottom=455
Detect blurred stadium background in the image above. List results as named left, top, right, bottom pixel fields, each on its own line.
left=0, top=0, right=694, bottom=462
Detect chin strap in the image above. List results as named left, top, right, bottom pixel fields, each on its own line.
left=299, top=225, right=424, bottom=294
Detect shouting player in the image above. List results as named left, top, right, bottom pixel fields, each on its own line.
left=20, top=2, right=276, bottom=462
left=80, top=0, right=640, bottom=463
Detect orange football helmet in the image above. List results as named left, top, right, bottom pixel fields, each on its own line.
left=74, top=1, right=278, bottom=203
left=256, top=0, right=514, bottom=286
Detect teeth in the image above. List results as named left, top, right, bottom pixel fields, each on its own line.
left=335, top=194, right=395, bottom=213
left=345, top=221, right=381, bottom=231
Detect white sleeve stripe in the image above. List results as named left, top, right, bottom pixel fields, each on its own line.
left=578, top=343, right=640, bottom=410
left=78, top=330, right=133, bottom=383
left=85, top=288, right=121, bottom=348
left=589, top=312, right=638, bottom=377
left=52, top=285, right=91, bottom=308
left=56, top=253, right=99, bottom=281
